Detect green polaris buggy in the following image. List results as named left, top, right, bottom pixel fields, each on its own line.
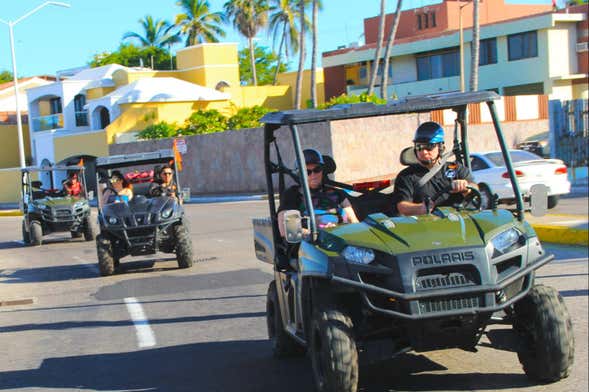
left=253, top=91, right=574, bottom=392
left=20, top=165, right=96, bottom=246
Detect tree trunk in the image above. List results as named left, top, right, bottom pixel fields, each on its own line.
left=368, top=0, right=386, bottom=96
left=273, top=23, right=287, bottom=86
left=249, top=36, right=258, bottom=86
left=469, top=0, right=480, bottom=91
left=310, top=0, right=319, bottom=108
left=380, top=0, right=402, bottom=100
left=295, top=0, right=305, bottom=109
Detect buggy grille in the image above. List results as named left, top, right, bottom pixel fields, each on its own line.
left=419, top=296, right=480, bottom=313
left=416, top=272, right=476, bottom=290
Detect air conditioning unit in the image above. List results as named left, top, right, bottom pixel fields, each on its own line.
left=576, top=42, right=588, bottom=52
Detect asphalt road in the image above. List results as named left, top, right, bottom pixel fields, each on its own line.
left=0, top=200, right=587, bottom=392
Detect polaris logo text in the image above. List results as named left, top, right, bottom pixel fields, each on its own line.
left=412, top=251, right=474, bottom=266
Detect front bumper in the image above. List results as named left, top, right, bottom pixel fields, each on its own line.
left=329, top=253, right=553, bottom=320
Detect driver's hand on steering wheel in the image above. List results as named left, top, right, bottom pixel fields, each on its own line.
left=450, top=179, right=470, bottom=194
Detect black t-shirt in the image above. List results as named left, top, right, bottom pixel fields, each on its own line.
left=278, top=185, right=348, bottom=215
left=394, top=162, right=474, bottom=207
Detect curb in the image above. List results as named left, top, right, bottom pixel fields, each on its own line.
left=0, top=210, right=22, bottom=217
left=531, top=224, right=588, bottom=246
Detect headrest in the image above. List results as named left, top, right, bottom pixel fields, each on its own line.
left=400, top=146, right=420, bottom=166
left=322, top=155, right=336, bottom=175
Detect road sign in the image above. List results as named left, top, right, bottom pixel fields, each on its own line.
left=174, top=138, right=187, bottom=154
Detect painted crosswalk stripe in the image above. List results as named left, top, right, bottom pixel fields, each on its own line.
left=124, top=297, right=156, bottom=348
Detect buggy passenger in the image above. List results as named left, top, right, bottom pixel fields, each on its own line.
left=277, top=148, right=359, bottom=237
left=148, top=164, right=180, bottom=202
left=102, top=171, right=133, bottom=204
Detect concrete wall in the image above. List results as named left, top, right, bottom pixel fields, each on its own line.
left=0, top=124, right=32, bottom=168
left=0, top=168, right=21, bottom=203
left=109, top=115, right=548, bottom=195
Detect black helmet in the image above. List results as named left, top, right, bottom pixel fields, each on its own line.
left=302, top=148, right=324, bottom=166
left=413, top=121, right=445, bottom=144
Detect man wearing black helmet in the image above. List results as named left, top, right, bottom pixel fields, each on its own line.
left=394, top=121, right=476, bottom=216
left=278, top=148, right=359, bottom=237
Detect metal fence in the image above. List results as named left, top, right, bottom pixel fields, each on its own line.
left=549, top=98, right=589, bottom=168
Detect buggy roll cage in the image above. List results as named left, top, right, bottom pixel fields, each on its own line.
left=95, top=149, right=181, bottom=208
left=21, top=165, right=89, bottom=198
left=261, top=91, right=525, bottom=246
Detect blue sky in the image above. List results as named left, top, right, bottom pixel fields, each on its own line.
left=0, top=0, right=554, bottom=77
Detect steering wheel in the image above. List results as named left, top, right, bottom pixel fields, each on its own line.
left=429, top=185, right=482, bottom=211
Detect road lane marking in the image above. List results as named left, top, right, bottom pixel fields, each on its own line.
left=124, top=297, right=156, bottom=348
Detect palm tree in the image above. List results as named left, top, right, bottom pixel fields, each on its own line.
left=294, top=0, right=307, bottom=109
left=309, top=0, right=323, bottom=108
left=175, top=0, right=226, bottom=46
left=380, top=0, right=403, bottom=100
left=469, top=0, right=480, bottom=91
left=268, top=0, right=301, bottom=85
left=122, top=15, right=180, bottom=50
left=224, top=0, right=270, bottom=86
left=368, top=0, right=386, bottom=96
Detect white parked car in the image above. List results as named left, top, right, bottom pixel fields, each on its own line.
left=470, top=150, right=571, bottom=209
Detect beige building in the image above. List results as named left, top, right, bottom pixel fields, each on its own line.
left=322, top=0, right=588, bottom=100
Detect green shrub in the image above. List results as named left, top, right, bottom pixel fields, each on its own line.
left=137, top=121, right=178, bottom=140
left=227, top=105, right=272, bottom=130
left=318, top=93, right=387, bottom=109
left=183, top=109, right=228, bottom=135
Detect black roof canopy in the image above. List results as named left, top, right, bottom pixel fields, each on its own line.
left=261, top=91, right=499, bottom=126
left=96, top=149, right=175, bottom=170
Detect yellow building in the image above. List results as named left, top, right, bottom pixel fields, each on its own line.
left=25, top=42, right=325, bottom=163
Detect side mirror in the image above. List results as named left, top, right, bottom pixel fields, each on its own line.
left=87, top=190, right=95, bottom=201
left=181, top=187, right=190, bottom=202
left=529, top=184, right=548, bottom=217
left=283, top=210, right=303, bottom=244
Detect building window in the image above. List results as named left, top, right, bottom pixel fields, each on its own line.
left=359, top=62, right=367, bottom=80
left=417, top=14, right=422, bottom=30
left=416, top=49, right=460, bottom=80
left=479, top=38, right=497, bottom=66
left=49, top=97, right=62, bottom=114
left=74, top=94, right=88, bottom=127
left=431, top=12, right=436, bottom=27
left=508, top=31, right=538, bottom=61
left=423, top=13, right=429, bottom=28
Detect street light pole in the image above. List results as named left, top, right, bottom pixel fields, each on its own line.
left=458, top=0, right=471, bottom=93
left=0, top=2, right=70, bottom=168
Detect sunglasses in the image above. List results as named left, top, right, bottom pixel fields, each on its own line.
left=307, top=166, right=323, bottom=175
left=161, top=172, right=173, bottom=176
left=109, top=177, right=122, bottom=183
left=415, top=143, right=438, bottom=152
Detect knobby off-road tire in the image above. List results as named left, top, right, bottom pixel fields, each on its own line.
left=96, top=234, right=115, bottom=276
left=513, top=284, right=574, bottom=383
left=547, top=195, right=560, bottom=209
left=22, top=220, right=30, bottom=245
left=174, top=222, right=194, bottom=269
left=83, top=215, right=97, bottom=241
left=310, top=308, right=359, bottom=392
left=266, top=281, right=304, bottom=358
left=30, top=221, right=42, bottom=246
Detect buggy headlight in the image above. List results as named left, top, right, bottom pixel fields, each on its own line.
left=342, top=246, right=375, bottom=265
left=107, top=216, right=119, bottom=225
left=161, top=208, right=173, bottom=219
left=488, top=227, right=523, bottom=256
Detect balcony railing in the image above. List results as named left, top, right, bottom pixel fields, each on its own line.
left=75, top=111, right=89, bottom=127
left=32, top=113, right=64, bottom=132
